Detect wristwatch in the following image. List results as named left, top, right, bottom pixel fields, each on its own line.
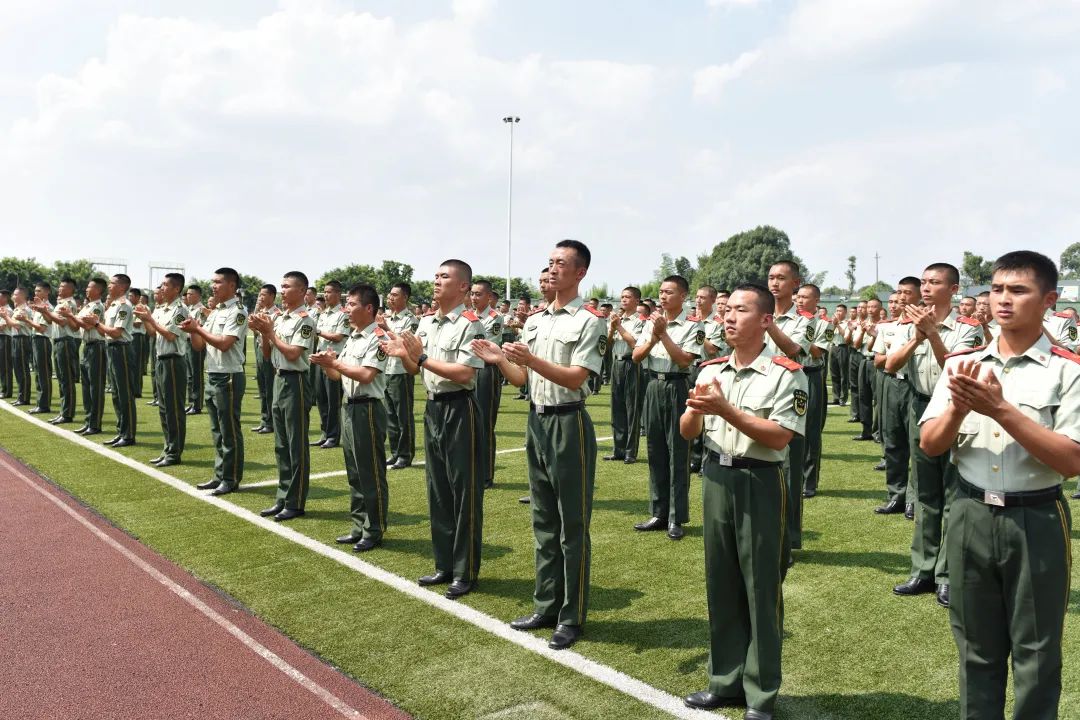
left=417, top=353, right=429, bottom=368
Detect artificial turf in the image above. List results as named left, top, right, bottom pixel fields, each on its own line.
left=1, top=349, right=1077, bottom=720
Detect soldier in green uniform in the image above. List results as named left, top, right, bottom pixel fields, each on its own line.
left=83, top=274, right=137, bottom=446
left=305, top=288, right=321, bottom=412
left=829, top=304, right=849, bottom=406
left=129, top=288, right=147, bottom=398
left=146, top=285, right=162, bottom=407
left=383, top=259, right=485, bottom=600
left=852, top=299, right=881, bottom=441
left=249, top=271, right=317, bottom=521
left=474, top=239, right=604, bottom=650
left=887, top=263, right=982, bottom=607
left=794, top=283, right=833, bottom=498
left=7, top=288, right=35, bottom=406
left=920, top=250, right=1077, bottom=719
left=250, top=284, right=279, bottom=434
left=605, top=285, right=647, bottom=463
left=30, top=279, right=79, bottom=424
left=0, top=289, right=12, bottom=399
left=135, top=274, right=189, bottom=466
left=184, top=268, right=248, bottom=493
left=183, top=284, right=207, bottom=415
left=24, top=281, right=54, bottom=415
left=312, top=283, right=389, bottom=552
left=66, top=279, right=108, bottom=435
left=632, top=274, right=703, bottom=540
left=381, top=282, right=420, bottom=469
left=689, top=285, right=720, bottom=472
left=681, top=283, right=807, bottom=720
left=312, top=280, right=349, bottom=450
left=469, top=279, right=505, bottom=488
left=846, top=301, right=866, bottom=421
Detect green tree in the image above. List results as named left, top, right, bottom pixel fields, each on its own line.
left=961, top=251, right=993, bottom=287
left=822, top=285, right=846, bottom=297
left=49, top=259, right=98, bottom=300
left=238, top=273, right=267, bottom=311
left=845, top=255, right=857, bottom=296
left=858, top=281, right=892, bottom=301
left=0, top=257, right=50, bottom=292
left=1060, top=242, right=1080, bottom=279
left=411, top=280, right=434, bottom=304
left=474, top=275, right=537, bottom=301
left=694, top=225, right=808, bottom=290
left=372, top=260, right=414, bottom=295
left=315, top=263, right=378, bottom=292
left=585, top=282, right=610, bottom=300
left=674, top=256, right=696, bottom=287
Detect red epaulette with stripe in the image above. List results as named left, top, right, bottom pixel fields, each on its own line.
left=374, top=327, right=386, bottom=337
left=773, top=356, right=802, bottom=371
left=687, top=314, right=700, bottom=322
left=639, top=313, right=649, bottom=321
left=797, top=309, right=814, bottom=319
left=462, top=310, right=480, bottom=322
left=488, top=308, right=498, bottom=318
left=712, top=314, right=723, bottom=323
left=528, top=307, right=544, bottom=316
left=1050, top=346, right=1080, bottom=364
left=296, top=311, right=309, bottom=318
left=700, top=356, right=727, bottom=367
left=1054, top=311, right=1071, bottom=319
left=956, top=316, right=981, bottom=326
left=583, top=305, right=604, bottom=317
left=424, top=310, right=436, bottom=316
left=945, top=345, right=985, bottom=359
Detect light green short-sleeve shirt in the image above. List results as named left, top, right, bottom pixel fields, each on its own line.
left=340, top=322, right=388, bottom=400
left=1044, top=309, right=1078, bottom=352
left=204, top=297, right=248, bottom=373
left=79, top=300, right=106, bottom=342
left=384, top=309, right=420, bottom=376
left=767, top=304, right=812, bottom=361
left=316, top=304, right=350, bottom=353
left=611, top=311, right=647, bottom=359
left=803, top=315, right=834, bottom=368
left=891, top=312, right=983, bottom=395
left=271, top=305, right=316, bottom=372
left=521, top=296, right=605, bottom=406
left=103, top=298, right=134, bottom=344
left=636, top=309, right=704, bottom=373
left=416, top=304, right=485, bottom=394
left=53, top=297, right=79, bottom=340
left=153, top=299, right=190, bottom=357
left=31, top=303, right=52, bottom=338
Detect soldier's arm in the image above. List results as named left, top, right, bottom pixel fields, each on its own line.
left=884, top=332, right=921, bottom=374
left=187, top=320, right=239, bottom=352
left=765, top=323, right=802, bottom=359
left=656, top=329, right=696, bottom=369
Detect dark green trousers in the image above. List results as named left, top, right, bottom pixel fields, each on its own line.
left=342, top=399, right=389, bottom=541
left=908, top=393, right=955, bottom=584
left=207, top=372, right=245, bottom=488
left=872, top=366, right=884, bottom=440
left=80, top=342, right=106, bottom=431
left=881, top=375, right=911, bottom=503
left=856, top=357, right=873, bottom=436
left=785, top=435, right=805, bottom=551
left=948, top=490, right=1071, bottom=720
left=272, top=372, right=310, bottom=510
left=154, top=355, right=187, bottom=461
left=0, top=335, right=11, bottom=397
left=384, top=373, right=416, bottom=463
left=610, top=356, right=644, bottom=461
left=423, top=393, right=483, bottom=582
left=475, top=364, right=502, bottom=485
left=255, top=347, right=274, bottom=429
left=702, top=459, right=787, bottom=714
left=53, top=337, right=79, bottom=420
left=107, top=342, right=136, bottom=440
left=185, top=346, right=205, bottom=410
left=31, top=335, right=52, bottom=412
left=830, top=344, right=849, bottom=404
left=847, top=349, right=862, bottom=421
left=526, top=405, right=596, bottom=626
left=643, top=374, right=692, bottom=524
left=136, top=332, right=149, bottom=377
left=801, top=367, right=826, bottom=495
left=127, top=337, right=142, bottom=398
left=313, top=364, right=342, bottom=442
left=150, top=340, right=159, bottom=403
left=13, top=336, right=32, bottom=404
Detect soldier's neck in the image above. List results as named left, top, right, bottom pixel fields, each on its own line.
left=996, top=326, right=1042, bottom=360
left=775, top=297, right=793, bottom=315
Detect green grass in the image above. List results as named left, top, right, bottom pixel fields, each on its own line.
left=2, top=353, right=1078, bottom=719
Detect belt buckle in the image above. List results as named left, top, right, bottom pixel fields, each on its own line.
left=535, top=404, right=547, bottom=414
left=717, top=452, right=733, bottom=467
left=983, top=490, right=1005, bottom=507
left=657, top=372, right=667, bottom=380
left=426, top=392, right=435, bottom=401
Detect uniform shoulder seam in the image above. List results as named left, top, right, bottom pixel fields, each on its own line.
left=1050, top=346, right=1080, bottom=364
left=700, top=357, right=727, bottom=367
left=773, top=356, right=802, bottom=371
left=956, top=316, right=980, bottom=326
left=945, top=345, right=984, bottom=359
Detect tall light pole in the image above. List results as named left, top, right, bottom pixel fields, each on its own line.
left=502, top=116, right=520, bottom=301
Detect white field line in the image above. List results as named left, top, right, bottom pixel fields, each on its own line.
left=0, top=403, right=719, bottom=720
left=246, top=435, right=616, bottom=488
left=0, top=454, right=368, bottom=720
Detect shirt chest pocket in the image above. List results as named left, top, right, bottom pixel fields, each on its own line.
left=437, top=330, right=461, bottom=357
left=739, top=393, right=773, bottom=419
left=552, top=329, right=579, bottom=364
left=1014, top=388, right=1059, bottom=428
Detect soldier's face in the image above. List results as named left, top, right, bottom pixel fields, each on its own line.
left=13, top=289, right=26, bottom=304
left=795, top=287, right=818, bottom=313
left=834, top=307, right=847, bottom=321
left=723, top=290, right=770, bottom=346
left=888, top=296, right=900, bottom=317
left=959, top=298, right=975, bottom=316
left=305, top=289, right=317, bottom=306
left=921, top=269, right=955, bottom=307
left=619, top=291, right=636, bottom=311
left=695, top=289, right=714, bottom=316
left=108, top=277, right=126, bottom=300
left=990, top=269, right=1057, bottom=330
left=212, top=274, right=236, bottom=304
left=280, top=278, right=305, bottom=308
left=867, top=301, right=882, bottom=320
left=34, top=287, right=47, bottom=301
left=470, top=285, right=490, bottom=310
left=258, top=289, right=275, bottom=307
left=386, top=287, right=407, bottom=311
left=345, top=295, right=374, bottom=328
left=975, top=297, right=990, bottom=317
left=767, top=266, right=799, bottom=298
left=658, top=281, right=686, bottom=313
left=185, top=289, right=200, bottom=305
left=547, top=248, right=586, bottom=293
left=323, top=285, right=341, bottom=306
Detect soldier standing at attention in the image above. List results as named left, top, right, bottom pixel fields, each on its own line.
left=852, top=299, right=881, bottom=441
left=794, top=283, right=833, bottom=499
left=469, top=279, right=504, bottom=488
left=7, top=288, right=35, bottom=406
left=129, top=287, right=146, bottom=398
left=384, top=260, right=485, bottom=599
left=690, top=285, right=720, bottom=473
left=250, top=284, right=279, bottom=434
left=82, top=274, right=137, bottom=447
left=146, top=285, right=164, bottom=407
left=135, top=275, right=189, bottom=467
left=312, top=283, right=389, bottom=552
left=887, top=263, right=982, bottom=607
left=312, top=280, right=349, bottom=450
left=681, top=283, right=807, bottom=720
left=605, top=285, right=647, bottom=464
left=473, top=239, right=604, bottom=650
left=0, top=289, right=12, bottom=399
left=24, top=281, right=54, bottom=415
left=249, top=271, right=316, bottom=522
left=183, top=284, right=207, bottom=415
left=31, top=278, right=80, bottom=424
left=920, top=251, right=1078, bottom=719
left=66, top=279, right=107, bottom=435
left=381, top=282, right=420, bottom=470
left=846, top=301, right=867, bottom=422
left=305, top=288, right=321, bottom=412
left=632, top=274, right=704, bottom=540
left=829, top=304, right=849, bottom=405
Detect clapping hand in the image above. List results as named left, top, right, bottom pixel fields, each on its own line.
left=650, top=312, right=668, bottom=339
left=384, top=331, right=423, bottom=363
left=471, top=339, right=505, bottom=364
left=685, top=378, right=730, bottom=417
left=947, top=359, right=1003, bottom=417
left=502, top=341, right=535, bottom=367
left=309, top=350, right=338, bottom=368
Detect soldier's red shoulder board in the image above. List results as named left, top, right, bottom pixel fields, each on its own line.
left=700, top=356, right=727, bottom=367
left=945, top=345, right=984, bottom=359
left=462, top=310, right=480, bottom=322
left=798, top=309, right=814, bottom=319
left=583, top=305, right=604, bottom=317
left=712, top=314, right=723, bottom=323
left=956, top=316, right=981, bottom=326
left=374, top=327, right=386, bottom=337
left=639, top=313, right=649, bottom=321
left=1054, top=311, right=1071, bottom=319
left=424, top=310, right=436, bottom=316
left=528, top=307, right=544, bottom=316
left=687, top=314, right=700, bottom=322
left=488, top=308, right=498, bottom=318
left=773, top=356, right=802, bottom=371
left=1050, top=346, right=1080, bottom=364
left=876, top=319, right=894, bottom=325
left=296, top=311, right=309, bottom=318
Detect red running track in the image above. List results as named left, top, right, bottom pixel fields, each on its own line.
left=0, top=449, right=410, bottom=720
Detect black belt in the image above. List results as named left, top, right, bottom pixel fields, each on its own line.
left=157, top=354, right=182, bottom=360
left=208, top=370, right=242, bottom=376
left=84, top=341, right=105, bottom=346
left=346, top=396, right=379, bottom=405
left=276, top=369, right=302, bottom=376
left=620, top=354, right=634, bottom=361
left=647, top=371, right=689, bottom=381
left=705, top=450, right=781, bottom=469
left=530, top=401, right=584, bottom=415
left=107, top=341, right=130, bottom=346
left=957, top=477, right=1061, bottom=508
left=912, top=390, right=932, bottom=402
left=426, top=389, right=470, bottom=402
left=802, top=365, right=823, bottom=374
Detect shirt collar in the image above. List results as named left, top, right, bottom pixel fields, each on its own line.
left=436, top=303, right=467, bottom=322
left=354, top=321, right=378, bottom=338
left=545, top=296, right=584, bottom=316
left=284, top=303, right=309, bottom=319
left=983, top=333, right=1053, bottom=368
left=719, top=344, right=776, bottom=375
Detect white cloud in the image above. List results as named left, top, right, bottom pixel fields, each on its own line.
left=893, top=63, right=966, bottom=101
left=706, top=0, right=765, bottom=7
left=692, top=51, right=760, bottom=101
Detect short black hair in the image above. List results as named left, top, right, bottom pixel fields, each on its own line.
left=164, top=273, right=185, bottom=291
left=260, top=283, right=276, bottom=294
left=555, top=239, right=591, bottom=269
left=283, top=271, right=309, bottom=289
left=60, top=277, right=76, bottom=286
left=35, top=280, right=52, bottom=291
left=0, top=289, right=10, bottom=297
left=733, top=283, right=775, bottom=314
left=662, top=275, right=690, bottom=293
left=991, top=250, right=1058, bottom=294
left=977, top=290, right=990, bottom=299
left=697, top=285, right=718, bottom=299
left=128, top=288, right=142, bottom=299
left=215, top=267, right=240, bottom=288
left=473, top=279, right=494, bottom=294
left=962, top=295, right=976, bottom=303
left=186, top=284, right=203, bottom=295
left=391, top=282, right=412, bottom=298
left=539, top=267, right=550, bottom=275
left=113, top=274, right=132, bottom=290
left=440, top=259, right=473, bottom=285
left=867, top=297, right=883, bottom=307
left=600, top=303, right=613, bottom=310
left=770, top=260, right=801, bottom=279
left=925, top=262, right=960, bottom=287
left=897, top=276, right=921, bottom=291
left=622, top=286, right=642, bottom=300
left=323, top=279, right=343, bottom=293
left=89, top=278, right=108, bottom=293
left=836, top=303, right=847, bottom=310
left=347, top=283, right=380, bottom=312
left=799, top=283, right=821, bottom=299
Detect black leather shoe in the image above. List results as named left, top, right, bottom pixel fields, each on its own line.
left=309, top=437, right=327, bottom=447
left=852, top=434, right=873, bottom=441
left=320, top=440, right=339, bottom=449
left=667, top=523, right=684, bottom=540
left=256, top=426, right=273, bottom=434
left=336, top=533, right=362, bottom=544
left=250, top=425, right=266, bottom=433
left=147, top=400, right=159, bottom=406
left=623, top=457, right=637, bottom=464
left=418, top=570, right=452, bottom=586
left=386, top=457, right=398, bottom=467
left=904, top=503, right=915, bottom=520
left=445, top=579, right=473, bottom=599
left=390, top=458, right=410, bottom=470
left=875, top=499, right=904, bottom=515
left=873, top=460, right=887, bottom=471
left=518, top=496, right=531, bottom=504
left=197, top=479, right=221, bottom=490
left=684, top=691, right=745, bottom=710
left=745, top=710, right=773, bottom=720
left=75, top=425, right=89, bottom=434
left=155, top=458, right=178, bottom=467
left=81, top=429, right=101, bottom=437
left=936, top=584, right=950, bottom=608
left=12, top=401, right=29, bottom=406
left=893, top=577, right=935, bottom=596
left=149, top=456, right=165, bottom=464
left=634, top=517, right=666, bottom=532
left=209, top=485, right=235, bottom=496
left=352, top=538, right=379, bottom=552
left=259, top=502, right=285, bottom=517
left=803, top=488, right=817, bottom=498
left=28, top=408, right=48, bottom=414
left=185, top=407, right=200, bottom=415
left=111, top=438, right=135, bottom=448
left=847, top=417, right=860, bottom=423
left=1071, top=490, right=1080, bottom=500
left=689, top=463, right=701, bottom=473
left=510, top=613, right=558, bottom=631
left=602, top=454, right=625, bottom=461
left=104, top=435, right=123, bottom=446
left=273, top=508, right=305, bottom=522
left=548, top=624, right=581, bottom=650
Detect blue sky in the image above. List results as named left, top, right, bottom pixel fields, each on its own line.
left=2, top=0, right=1079, bottom=292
